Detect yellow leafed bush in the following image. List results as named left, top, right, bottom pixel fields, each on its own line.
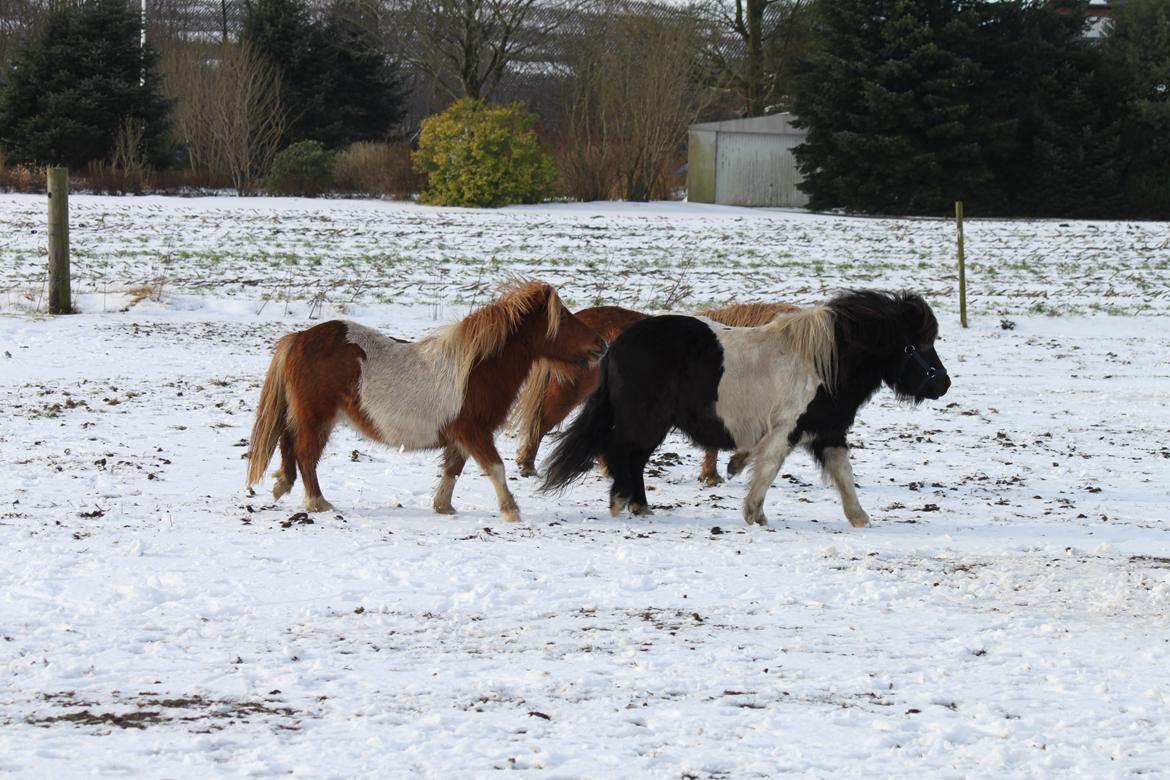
left=413, top=99, right=555, bottom=207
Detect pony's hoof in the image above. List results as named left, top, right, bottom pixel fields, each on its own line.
left=699, top=472, right=723, bottom=487
left=743, top=504, right=767, bottom=526
left=629, top=502, right=654, bottom=516
left=433, top=503, right=457, bottom=515
left=517, top=463, right=538, bottom=478
left=502, top=508, right=521, bottom=523
left=727, top=452, right=750, bottom=478
left=609, top=495, right=629, bottom=517
left=273, top=478, right=293, bottom=501
left=304, top=496, right=334, bottom=513
left=848, top=513, right=872, bottom=528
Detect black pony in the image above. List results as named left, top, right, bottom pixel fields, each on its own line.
left=540, top=290, right=950, bottom=527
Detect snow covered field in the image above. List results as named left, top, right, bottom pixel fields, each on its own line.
left=1, top=194, right=1168, bottom=777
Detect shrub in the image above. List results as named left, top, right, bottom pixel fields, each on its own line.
left=334, top=142, right=420, bottom=198
left=265, top=140, right=335, bottom=197
left=413, top=99, right=555, bottom=207
left=0, top=150, right=44, bottom=192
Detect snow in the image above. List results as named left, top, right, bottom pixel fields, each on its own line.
left=1, top=193, right=1168, bottom=776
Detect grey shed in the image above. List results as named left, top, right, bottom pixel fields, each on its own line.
left=687, top=113, right=808, bottom=208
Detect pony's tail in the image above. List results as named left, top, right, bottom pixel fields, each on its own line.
left=540, top=365, right=614, bottom=493
left=246, top=335, right=293, bottom=488
left=510, top=358, right=554, bottom=444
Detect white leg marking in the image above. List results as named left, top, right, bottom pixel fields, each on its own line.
left=433, top=474, right=457, bottom=515
left=486, top=463, right=521, bottom=523
left=743, top=430, right=792, bottom=526
left=823, top=446, right=871, bottom=528
left=304, top=495, right=334, bottom=513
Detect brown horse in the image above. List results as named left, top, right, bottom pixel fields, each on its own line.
left=247, top=280, right=606, bottom=522
left=513, top=301, right=798, bottom=484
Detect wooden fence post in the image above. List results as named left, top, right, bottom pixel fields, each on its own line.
left=955, top=200, right=968, bottom=329
left=47, top=166, right=71, bottom=315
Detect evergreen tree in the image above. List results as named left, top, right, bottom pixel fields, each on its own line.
left=0, top=0, right=171, bottom=169
left=791, top=0, right=1129, bottom=216
left=791, top=0, right=1011, bottom=214
left=1103, top=0, right=1170, bottom=217
left=980, top=2, right=1125, bottom=216
left=243, top=0, right=404, bottom=149
left=242, top=0, right=328, bottom=146
left=316, top=0, right=405, bottom=148
left=1029, top=22, right=1124, bottom=217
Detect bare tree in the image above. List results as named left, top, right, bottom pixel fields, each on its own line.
left=701, top=0, right=814, bottom=116
left=562, top=1, right=711, bottom=201
left=0, top=0, right=47, bottom=72
left=163, top=41, right=286, bottom=194
left=398, top=0, right=583, bottom=101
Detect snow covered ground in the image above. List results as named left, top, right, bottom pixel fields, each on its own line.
left=1, top=194, right=1168, bottom=777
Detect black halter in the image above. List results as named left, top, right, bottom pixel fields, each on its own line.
left=899, top=345, right=946, bottom=396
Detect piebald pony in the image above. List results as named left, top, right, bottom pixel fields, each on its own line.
left=541, top=290, right=950, bottom=527
left=247, top=280, right=606, bottom=522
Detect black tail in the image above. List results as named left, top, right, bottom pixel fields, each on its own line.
left=540, top=364, right=614, bottom=492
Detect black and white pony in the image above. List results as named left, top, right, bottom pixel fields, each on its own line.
left=540, top=290, right=951, bottom=527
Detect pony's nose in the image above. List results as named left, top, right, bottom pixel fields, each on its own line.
left=933, top=374, right=952, bottom=398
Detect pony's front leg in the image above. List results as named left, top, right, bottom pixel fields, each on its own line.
left=460, top=432, right=521, bottom=523
left=433, top=443, right=467, bottom=515
left=743, top=431, right=792, bottom=526
left=822, top=446, right=871, bottom=528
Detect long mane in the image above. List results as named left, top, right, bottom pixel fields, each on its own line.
left=825, top=289, right=938, bottom=356
left=426, top=279, right=562, bottom=384
left=763, top=305, right=838, bottom=392
left=698, top=301, right=800, bottom=327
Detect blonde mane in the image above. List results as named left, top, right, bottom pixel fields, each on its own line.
left=764, top=305, right=838, bottom=392
left=429, top=280, right=562, bottom=382
left=699, top=301, right=800, bottom=328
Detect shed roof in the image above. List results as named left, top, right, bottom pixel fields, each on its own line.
left=690, top=113, right=804, bottom=135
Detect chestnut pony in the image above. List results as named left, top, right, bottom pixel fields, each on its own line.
left=513, top=302, right=798, bottom=484
left=247, top=281, right=605, bottom=522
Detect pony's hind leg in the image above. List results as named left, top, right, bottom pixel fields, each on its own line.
left=273, top=431, right=298, bottom=501
left=743, top=430, right=793, bottom=526
left=433, top=443, right=467, bottom=515
left=821, top=446, right=871, bottom=528
left=603, top=443, right=634, bottom=517
left=295, top=422, right=335, bottom=513
left=628, top=448, right=654, bottom=516
left=699, top=449, right=722, bottom=486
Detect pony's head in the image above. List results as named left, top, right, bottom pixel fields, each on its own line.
left=829, top=290, right=951, bottom=402
left=534, top=287, right=608, bottom=368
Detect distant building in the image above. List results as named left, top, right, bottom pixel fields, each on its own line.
left=687, top=113, right=808, bottom=208
left=1085, top=0, right=1118, bottom=39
